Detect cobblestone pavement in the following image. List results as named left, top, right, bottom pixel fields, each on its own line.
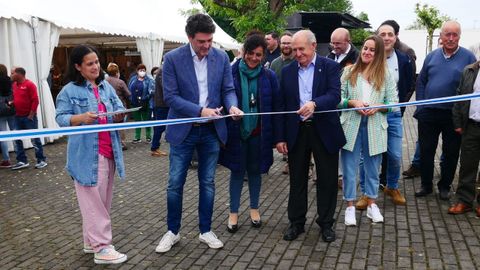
left=0, top=107, right=479, bottom=270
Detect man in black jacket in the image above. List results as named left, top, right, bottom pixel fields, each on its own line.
left=326, top=28, right=358, bottom=69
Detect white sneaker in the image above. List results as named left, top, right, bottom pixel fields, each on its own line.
left=367, top=203, right=384, bottom=223
left=199, top=231, right=223, bottom=249
left=155, top=231, right=180, bottom=253
left=84, top=244, right=114, bottom=254
left=344, top=206, right=356, bottom=226
left=94, top=247, right=127, bottom=264
left=35, top=160, right=48, bottom=169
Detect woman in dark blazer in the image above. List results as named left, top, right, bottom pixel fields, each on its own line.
left=219, top=32, right=279, bottom=233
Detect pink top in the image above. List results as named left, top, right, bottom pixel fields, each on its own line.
left=93, top=86, right=113, bottom=159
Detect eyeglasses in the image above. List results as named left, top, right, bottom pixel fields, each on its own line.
left=330, top=42, right=346, bottom=46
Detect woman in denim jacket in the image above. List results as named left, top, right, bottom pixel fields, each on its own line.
left=338, top=35, right=398, bottom=226
left=55, top=45, right=127, bottom=265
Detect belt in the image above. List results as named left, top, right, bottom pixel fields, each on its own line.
left=468, top=119, right=480, bottom=127
left=192, top=121, right=213, bottom=127
left=300, top=119, right=313, bottom=126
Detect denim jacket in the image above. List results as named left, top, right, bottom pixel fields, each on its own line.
left=55, top=80, right=126, bottom=186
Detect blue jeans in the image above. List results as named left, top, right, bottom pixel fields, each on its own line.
left=151, top=107, right=169, bottom=151
left=342, top=117, right=382, bottom=201
left=14, top=116, right=46, bottom=163
left=167, top=124, right=220, bottom=234
left=0, top=116, right=15, bottom=161
left=229, top=135, right=262, bottom=213
left=385, top=111, right=403, bottom=189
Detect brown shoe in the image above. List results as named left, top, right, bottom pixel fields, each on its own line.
left=402, top=165, right=421, bottom=178
left=355, top=195, right=368, bottom=210
left=476, top=207, right=480, bottom=217
left=384, top=188, right=406, bottom=205
left=448, top=203, right=473, bottom=215
left=151, top=149, right=168, bottom=157
left=338, top=178, right=343, bottom=190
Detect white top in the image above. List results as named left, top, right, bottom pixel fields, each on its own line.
left=190, top=44, right=209, bottom=107
left=386, top=51, right=400, bottom=85
left=360, top=77, right=374, bottom=104
left=469, top=67, right=480, bottom=122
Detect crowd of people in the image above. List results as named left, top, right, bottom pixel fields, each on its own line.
left=1, top=12, right=479, bottom=265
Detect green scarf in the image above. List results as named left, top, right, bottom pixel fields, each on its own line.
left=239, top=59, right=262, bottom=140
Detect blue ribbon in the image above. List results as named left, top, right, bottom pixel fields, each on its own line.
left=0, top=93, right=479, bottom=142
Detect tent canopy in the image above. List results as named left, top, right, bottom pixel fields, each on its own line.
left=0, top=0, right=240, bottom=50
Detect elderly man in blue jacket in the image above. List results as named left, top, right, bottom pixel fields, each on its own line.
left=155, top=14, right=243, bottom=253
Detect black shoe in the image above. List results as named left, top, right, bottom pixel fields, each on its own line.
left=227, top=223, right=238, bottom=233
left=415, top=188, right=433, bottom=197
left=439, top=190, right=450, bottom=201
left=321, top=227, right=336, bottom=242
left=283, top=225, right=305, bottom=241
left=251, top=219, right=262, bottom=228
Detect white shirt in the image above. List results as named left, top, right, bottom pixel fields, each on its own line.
left=360, top=78, right=374, bottom=104
left=190, top=44, right=209, bottom=107
left=469, top=68, right=480, bottom=122
left=332, top=44, right=351, bottom=63
left=386, top=50, right=400, bottom=85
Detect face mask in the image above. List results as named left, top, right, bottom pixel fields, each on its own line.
left=138, top=71, right=146, bottom=78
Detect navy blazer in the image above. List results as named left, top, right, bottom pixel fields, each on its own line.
left=395, top=49, right=414, bottom=115
left=273, top=55, right=346, bottom=154
left=162, top=44, right=238, bottom=146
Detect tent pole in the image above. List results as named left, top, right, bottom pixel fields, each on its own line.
left=31, top=16, right=46, bottom=128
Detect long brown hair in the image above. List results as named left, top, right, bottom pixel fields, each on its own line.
left=346, top=35, right=386, bottom=91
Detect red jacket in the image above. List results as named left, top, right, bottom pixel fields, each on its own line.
left=13, top=79, right=39, bottom=117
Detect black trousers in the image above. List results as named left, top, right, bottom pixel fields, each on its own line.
left=287, top=122, right=338, bottom=229
left=417, top=109, right=461, bottom=191
left=455, top=121, right=480, bottom=205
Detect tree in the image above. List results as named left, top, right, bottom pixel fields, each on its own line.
left=350, top=12, right=373, bottom=46
left=413, top=3, right=450, bottom=52
left=195, top=0, right=353, bottom=40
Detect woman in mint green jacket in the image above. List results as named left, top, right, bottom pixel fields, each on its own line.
left=338, top=35, right=398, bottom=226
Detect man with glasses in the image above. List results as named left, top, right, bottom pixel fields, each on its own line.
left=326, top=28, right=358, bottom=69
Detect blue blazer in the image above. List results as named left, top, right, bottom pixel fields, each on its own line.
left=273, top=55, right=346, bottom=154
left=395, top=49, right=414, bottom=115
left=162, top=44, right=238, bottom=146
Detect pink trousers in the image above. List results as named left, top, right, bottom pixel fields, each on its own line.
left=75, top=154, right=115, bottom=252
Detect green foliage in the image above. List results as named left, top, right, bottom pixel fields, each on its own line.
left=413, top=3, right=450, bottom=52
left=350, top=12, right=373, bottom=47
left=195, top=0, right=353, bottom=40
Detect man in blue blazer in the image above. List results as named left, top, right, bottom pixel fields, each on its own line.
left=274, top=30, right=346, bottom=242
left=156, top=14, right=243, bottom=253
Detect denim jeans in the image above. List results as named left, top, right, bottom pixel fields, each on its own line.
left=229, top=135, right=261, bottom=213
left=342, top=117, right=382, bottom=201
left=167, top=124, right=220, bottom=234
left=0, top=116, right=15, bottom=161
left=151, top=107, right=169, bottom=151
left=14, top=116, right=46, bottom=163
left=385, top=111, right=403, bottom=189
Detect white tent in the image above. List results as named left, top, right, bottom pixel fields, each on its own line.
left=0, top=0, right=240, bottom=145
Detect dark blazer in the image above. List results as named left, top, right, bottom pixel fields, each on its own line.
left=395, top=49, right=415, bottom=115
left=162, top=44, right=238, bottom=146
left=273, top=55, right=346, bottom=154
left=326, top=44, right=359, bottom=68
left=219, top=61, right=279, bottom=174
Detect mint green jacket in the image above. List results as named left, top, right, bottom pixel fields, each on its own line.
left=338, top=67, right=398, bottom=156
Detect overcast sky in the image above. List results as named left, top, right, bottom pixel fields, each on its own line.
left=350, top=0, right=479, bottom=30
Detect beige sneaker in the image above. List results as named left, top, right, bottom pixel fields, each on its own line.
left=384, top=188, right=406, bottom=205
left=355, top=195, right=368, bottom=210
